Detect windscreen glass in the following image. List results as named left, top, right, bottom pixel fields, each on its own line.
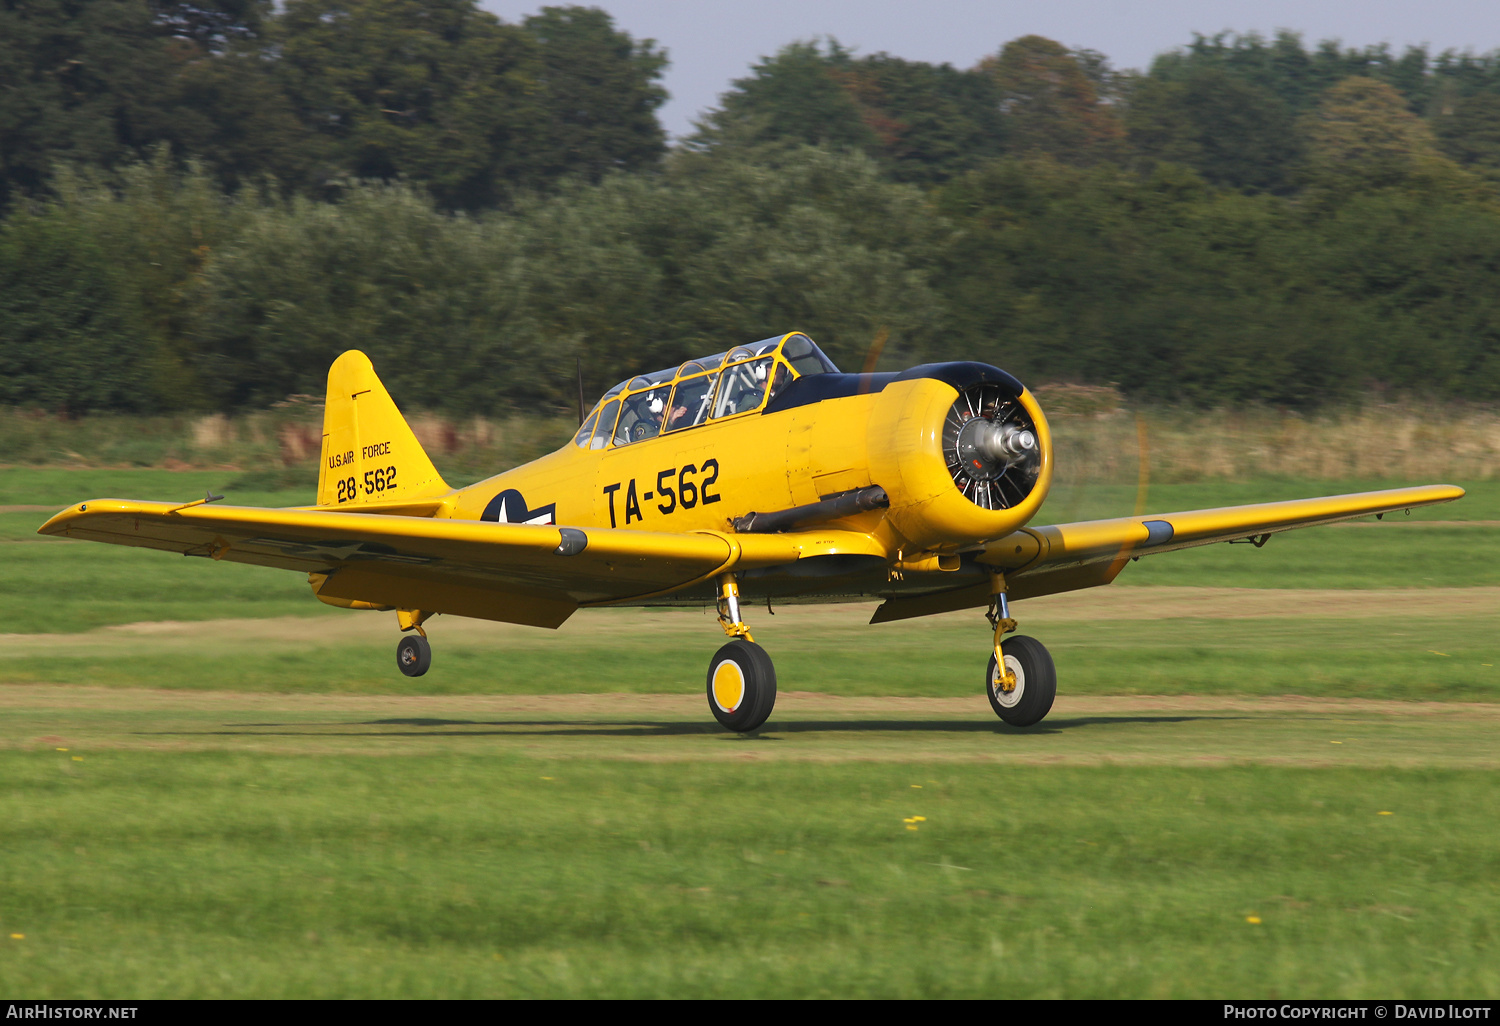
left=587, top=399, right=620, bottom=449
left=613, top=387, right=670, bottom=445
left=712, top=357, right=774, bottom=418
left=572, top=407, right=600, bottom=448
left=664, top=372, right=717, bottom=432
left=781, top=334, right=839, bottom=376
left=766, top=361, right=793, bottom=403
left=597, top=336, right=835, bottom=447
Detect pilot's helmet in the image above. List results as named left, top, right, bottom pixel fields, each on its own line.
left=648, top=395, right=664, bottom=415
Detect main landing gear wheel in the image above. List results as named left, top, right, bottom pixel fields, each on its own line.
left=987, top=635, right=1056, bottom=727
left=707, top=639, right=777, bottom=732
left=397, top=634, right=432, bottom=677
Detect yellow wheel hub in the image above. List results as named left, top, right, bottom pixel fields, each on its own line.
left=712, top=660, right=746, bottom=713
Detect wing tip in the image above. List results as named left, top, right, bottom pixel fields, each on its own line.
left=37, top=501, right=95, bottom=535
left=36, top=498, right=168, bottom=535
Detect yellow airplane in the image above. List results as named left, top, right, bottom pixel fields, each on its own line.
left=40, top=333, right=1464, bottom=731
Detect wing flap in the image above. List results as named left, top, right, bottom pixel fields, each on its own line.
left=870, top=561, right=1125, bottom=624
left=312, top=564, right=578, bottom=628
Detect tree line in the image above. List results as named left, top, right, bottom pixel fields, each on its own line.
left=4, top=4, right=1500, bottom=413
left=0, top=0, right=667, bottom=211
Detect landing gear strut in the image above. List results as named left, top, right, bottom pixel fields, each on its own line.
left=706, top=574, right=776, bottom=732
left=984, top=573, right=1055, bottom=726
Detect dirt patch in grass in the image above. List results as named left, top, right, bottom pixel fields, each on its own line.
left=2, top=587, right=1497, bottom=654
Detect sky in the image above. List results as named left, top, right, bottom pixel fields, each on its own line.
left=479, top=0, right=1500, bottom=138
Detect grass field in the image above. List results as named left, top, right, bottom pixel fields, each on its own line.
left=2, top=467, right=1497, bottom=997
left=1, top=691, right=1497, bottom=998
left=3, top=595, right=1497, bottom=701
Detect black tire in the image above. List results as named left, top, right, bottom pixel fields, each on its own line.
left=986, top=635, right=1056, bottom=726
left=706, top=639, right=777, bottom=732
left=397, top=634, right=432, bottom=678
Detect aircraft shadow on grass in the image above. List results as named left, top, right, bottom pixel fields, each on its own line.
left=143, top=713, right=1230, bottom=741
left=360, top=715, right=1228, bottom=735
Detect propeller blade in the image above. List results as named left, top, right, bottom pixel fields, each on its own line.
left=861, top=328, right=889, bottom=375
left=576, top=357, right=585, bottom=426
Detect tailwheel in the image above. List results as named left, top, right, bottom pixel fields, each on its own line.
left=396, top=634, right=432, bottom=677
left=986, top=635, right=1056, bottom=727
left=707, top=639, right=777, bottom=732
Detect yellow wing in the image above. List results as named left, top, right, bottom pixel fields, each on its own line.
left=871, top=484, right=1465, bottom=622
left=37, top=499, right=882, bottom=628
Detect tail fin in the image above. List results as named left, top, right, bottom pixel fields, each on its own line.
left=317, top=350, right=449, bottom=509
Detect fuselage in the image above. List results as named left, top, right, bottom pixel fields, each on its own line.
left=438, top=335, right=1054, bottom=604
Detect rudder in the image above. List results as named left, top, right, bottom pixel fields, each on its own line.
left=317, top=350, right=449, bottom=508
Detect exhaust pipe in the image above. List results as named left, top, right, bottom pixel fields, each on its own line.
left=732, top=486, right=889, bottom=534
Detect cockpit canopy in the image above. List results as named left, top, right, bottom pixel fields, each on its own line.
left=572, top=333, right=839, bottom=450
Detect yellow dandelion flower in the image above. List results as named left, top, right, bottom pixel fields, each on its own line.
left=55, top=748, right=67, bottom=752
left=71, top=757, right=82, bottom=762
left=913, top=816, right=927, bottom=822
left=1378, top=811, right=1393, bottom=816
left=9, top=934, right=23, bottom=940
left=1246, top=916, right=1261, bottom=925
left=540, top=776, right=554, bottom=780
left=906, top=825, right=919, bottom=831
left=1330, top=741, right=1343, bottom=744
left=911, top=785, right=922, bottom=788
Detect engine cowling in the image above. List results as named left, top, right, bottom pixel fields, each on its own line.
left=866, top=363, right=1052, bottom=554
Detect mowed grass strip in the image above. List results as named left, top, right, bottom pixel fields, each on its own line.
left=0, top=750, right=1495, bottom=998
left=6, top=592, right=1498, bottom=701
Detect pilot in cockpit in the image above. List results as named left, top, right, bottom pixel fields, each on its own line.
left=585, top=334, right=836, bottom=451
left=616, top=388, right=667, bottom=444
